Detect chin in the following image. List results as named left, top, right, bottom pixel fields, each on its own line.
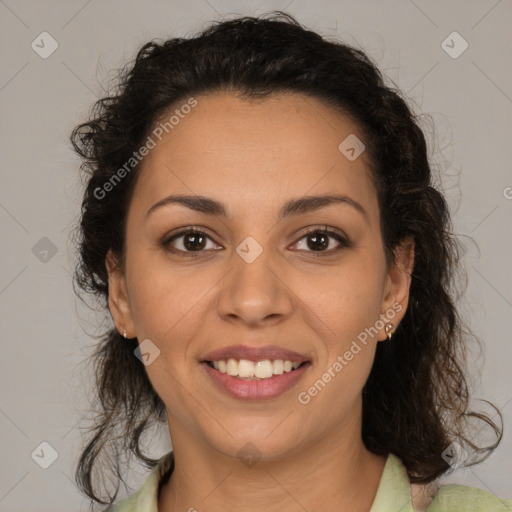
left=204, top=426, right=307, bottom=463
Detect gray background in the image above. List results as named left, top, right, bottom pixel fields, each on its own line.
left=0, top=0, right=511, bottom=510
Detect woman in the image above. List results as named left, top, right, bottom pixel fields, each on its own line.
left=70, top=12, right=511, bottom=512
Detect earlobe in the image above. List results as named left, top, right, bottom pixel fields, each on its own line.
left=380, top=237, right=415, bottom=340
left=105, top=249, right=135, bottom=338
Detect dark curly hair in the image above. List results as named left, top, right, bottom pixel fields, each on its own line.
left=70, top=11, right=502, bottom=507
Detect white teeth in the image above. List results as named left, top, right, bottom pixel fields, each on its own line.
left=255, top=360, right=273, bottom=379
left=209, top=358, right=304, bottom=380
left=238, top=359, right=255, bottom=378
left=272, top=360, right=284, bottom=375
left=226, top=358, right=239, bottom=376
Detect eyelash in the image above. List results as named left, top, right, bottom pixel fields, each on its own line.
left=161, top=225, right=351, bottom=259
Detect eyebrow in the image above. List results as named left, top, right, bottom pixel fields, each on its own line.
left=146, top=193, right=368, bottom=222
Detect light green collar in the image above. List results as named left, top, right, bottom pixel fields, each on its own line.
left=369, top=453, right=415, bottom=511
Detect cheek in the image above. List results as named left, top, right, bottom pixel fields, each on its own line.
left=125, top=258, right=209, bottom=409
left=125, top=252, right=206, bottom=352
left=295, top=259, right=385, bottom=345
left=294, top=266, right=382, bottom=419
left=291, top=259, right=384, bottom=410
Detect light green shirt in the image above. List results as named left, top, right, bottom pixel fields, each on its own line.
left=107, top=451, right=512, bottom=511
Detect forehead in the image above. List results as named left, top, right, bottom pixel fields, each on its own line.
left=131, top=92, right=378, bottom=220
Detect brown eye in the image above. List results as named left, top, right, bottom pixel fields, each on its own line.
left=304, top=232, right=330, bottom=251
left=162, top=225, right=350, bottom=259
left=182, top=232, right=207, bottom=251
left=163, top=227, right=222, bottom=256
left=291, top=227, right=351, bottom=256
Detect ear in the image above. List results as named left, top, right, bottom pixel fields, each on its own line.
left=106, top=249, right=135, bottom=338
left=379, top=236, right=415, bottom=340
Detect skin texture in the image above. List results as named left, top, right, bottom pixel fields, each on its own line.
left=106, top=92, right=415, bottom=512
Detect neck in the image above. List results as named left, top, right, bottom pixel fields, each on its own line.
left=158, top=419, right=387, bottom=512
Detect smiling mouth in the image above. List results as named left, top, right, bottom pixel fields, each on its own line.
left=204, top=358, right=309, bottom=380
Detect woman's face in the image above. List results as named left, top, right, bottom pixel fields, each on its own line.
left=107, top=91, right=414, bottom=460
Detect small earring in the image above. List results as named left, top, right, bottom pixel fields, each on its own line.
left=385, top=323, right=394, bottom=341
left=123, top=329, right=127, bottom=339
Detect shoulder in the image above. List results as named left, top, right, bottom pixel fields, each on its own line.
left=103, top=451, right=175, bottom=512
left=427, top=483, right=512, bottom=511
left=103, top=493, right=138, bottom=512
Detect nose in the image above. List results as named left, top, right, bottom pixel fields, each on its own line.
left=216, top=245, right=294, bottom=329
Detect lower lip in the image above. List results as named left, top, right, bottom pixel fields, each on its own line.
left=201, top=362, right=311, bottom=400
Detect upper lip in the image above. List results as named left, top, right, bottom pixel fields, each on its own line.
left=202, top=345, right=310, bottom=363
